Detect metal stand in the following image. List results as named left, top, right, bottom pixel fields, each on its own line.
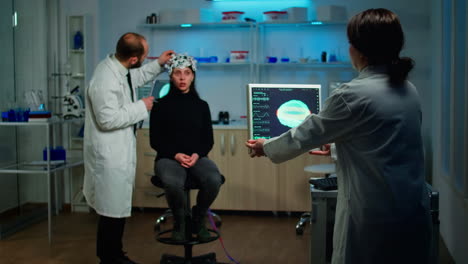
left=309, top=185, right=337, bottom=264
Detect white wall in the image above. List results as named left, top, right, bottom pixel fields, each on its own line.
left=14, top=0, right=50, bottom=204
left=430, top=0, right=468, bottom=262
left=0, top=0, right=18, bottom=213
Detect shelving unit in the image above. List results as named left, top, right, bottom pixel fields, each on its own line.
left=139, top=21, right=257, bottom=83
left=139, top=22, right=254, bottom=30
left=139, top=21, right=352, bottom=82
left=66, top=15, right=92, bottom=213
left=138, top=20, right=354, bottom=121
left=0, top=118, right=84, bottom=243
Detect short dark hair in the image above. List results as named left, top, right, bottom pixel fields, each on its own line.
left=347, top=8, right=414, bottom=84
left=115, top=32, right=146, bottom=61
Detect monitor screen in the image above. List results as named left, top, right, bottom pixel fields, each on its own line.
left=150, top=80, right=170, bottom=100
left=247, top=83, right=321, bottom=139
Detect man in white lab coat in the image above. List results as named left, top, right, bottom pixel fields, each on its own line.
left=246, top=9, right=432, bottom=264
left=83, top=32, right=173, bottom=264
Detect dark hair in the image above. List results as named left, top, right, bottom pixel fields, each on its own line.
left=347, top=8, right=414, bottom=84
left=115, top=32, right=146, bottom=61
left=167, top=67, right=200, bottom=98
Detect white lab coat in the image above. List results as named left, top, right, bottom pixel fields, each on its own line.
left=264, top=66, right=432, bottom=264
left=83, top=55, right=163, bottom=218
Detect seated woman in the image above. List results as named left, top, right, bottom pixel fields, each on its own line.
left=149, top=53, right=222, bottom=242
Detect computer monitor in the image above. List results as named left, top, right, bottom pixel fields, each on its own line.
left=150, top=80, right=170, bottom=100
left=247, top=83, right=321, bottom=139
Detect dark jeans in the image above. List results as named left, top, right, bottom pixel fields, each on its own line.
left=154, top=157, right=222, bottom=216
left=97, top=215, right=126, bottom=262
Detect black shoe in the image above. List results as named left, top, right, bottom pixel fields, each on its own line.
left=192, top=206, right=211, bottom=242
left=100, top=253, right=139, bottom=264
left=171, top=211, right=186, bottom=242
left=117, top=254, right=139, bottom=264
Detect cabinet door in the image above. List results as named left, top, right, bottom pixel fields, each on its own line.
left=208, top=130, right=229, bottom=209
left=135, top=129, right=155, bottom=188
left=209, top=130, right=229, bottom=175
left=277, top=152, right=333, bottom=211
left=133, top=129, right=167, bottom=208
left=210, top=129, right=278, bottom=211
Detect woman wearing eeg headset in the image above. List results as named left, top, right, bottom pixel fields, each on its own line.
left=149, top=54, right=223, bottom=242
left=246, top=8, right=432, bottom=264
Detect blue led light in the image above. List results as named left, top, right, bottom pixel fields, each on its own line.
left=180, top=24, right=193, bottom=28
left=310, top=21, right=323, bottom=25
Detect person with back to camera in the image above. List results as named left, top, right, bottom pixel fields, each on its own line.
left=245, top=8, right=432, bottom=264
left=83, top=32, right=173, bottom=264
left=149, top=53, right=223, bottom=242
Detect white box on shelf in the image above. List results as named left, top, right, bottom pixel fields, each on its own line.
left=221, top=11, right=245, bottom=23
left=159, top=8, right=214, bottom=24
left=263, top=11, right=287, bottom=22
left=316, top=5, right=347, bottom=22
left=230, top=51, right=249, bottom=63
left=285, top=7, right=308, bottom=22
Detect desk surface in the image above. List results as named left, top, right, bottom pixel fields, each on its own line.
left=304, top=163, right=336, bottom=174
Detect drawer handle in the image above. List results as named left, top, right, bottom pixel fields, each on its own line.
left=220, top=133, right=225, bottom=156
left=144, top=152, right=156, bottom=157
left=230, top=134, right=236, bottom=156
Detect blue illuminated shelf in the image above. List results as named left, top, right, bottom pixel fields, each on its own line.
left=258, top=21, right=347, bottom=27
left=258, top=62, right=352, bottom=68
left=198, top=62, right=251, bottom=67
left=139, top=22, right=254, bottom=30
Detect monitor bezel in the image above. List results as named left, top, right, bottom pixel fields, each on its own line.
left=150, top=79, right=170, bottom=100
left=247, top=83, right=322, bottom=139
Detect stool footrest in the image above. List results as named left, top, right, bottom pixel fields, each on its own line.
left=156, top=229, right=220, bottom=245
left=161, top=252, right=217, bottom=264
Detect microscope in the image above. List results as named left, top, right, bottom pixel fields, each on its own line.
left=62, top=85, right=85, bottom=119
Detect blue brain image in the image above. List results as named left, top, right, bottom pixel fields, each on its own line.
left=276, top=100, right=311, bottom=128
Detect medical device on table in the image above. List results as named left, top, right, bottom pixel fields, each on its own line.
left=62, top=85, right=85, bottom=119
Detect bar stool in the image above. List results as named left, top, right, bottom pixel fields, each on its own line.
left=151, top=173, right=224, bottom=264
left=296, top=145, right=336, bottom=235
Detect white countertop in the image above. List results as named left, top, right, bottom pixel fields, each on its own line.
left=213, top=119, right=247, bottom=129
left=140, top=119, right=248, bottom=130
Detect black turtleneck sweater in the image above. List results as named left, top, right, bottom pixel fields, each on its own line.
left=149, top=92, right=214, bottom=160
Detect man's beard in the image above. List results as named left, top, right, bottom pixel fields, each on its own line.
left=130, top=57, right=143, bottom=69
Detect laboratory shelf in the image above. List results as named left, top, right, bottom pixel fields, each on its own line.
left=0, top=117, right=84, bottom=243
left=0, top=117, right=83, bottom=126
left=258, top=21, right=347, bottom=28
left=139, top=22, right=254, bottom=30
left=0, top=158, right=83, bottom=174
left=258, top=62, right=352, bottom=68
left=198, top=62, right=251, bottom=67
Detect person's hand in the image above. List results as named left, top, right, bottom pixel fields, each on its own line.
left=186, top=153, right=199, bottom=168
left=245, top=138, right=266, bottom=158
left=141, top=96, right=155, bottom=111
left=158, top=50, right=175, bottom=66
left=174, top=153, right=191, bottom=168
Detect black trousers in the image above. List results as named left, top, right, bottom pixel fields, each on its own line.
left=97, top=215, right=126, bottom=261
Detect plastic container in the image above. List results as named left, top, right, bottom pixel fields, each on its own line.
left=263, top=11, right=287, bottom=22
left=73, top=31, right=83, bottom=50
left=43, top=146, right=67, bottom=161
left=230, top=51, right=249, bottom=63
left=221, top=11, right=245, bottom=23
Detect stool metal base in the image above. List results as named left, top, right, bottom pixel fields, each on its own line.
left=161, top=252, right=217, bottom=264
left=296, top=212, right=311, bottom=235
